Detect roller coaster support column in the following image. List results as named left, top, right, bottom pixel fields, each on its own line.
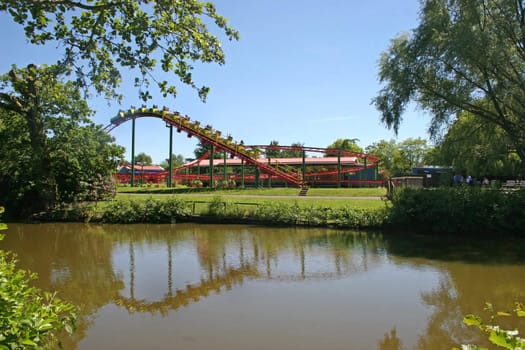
left=337, top=150, right=342, bottom=188
left=223, top=152, right=227, bottom=182
left=363, top=156, right=368, bottom=186
left=209, top=145, right=214, bottom=189
left=302, top=150, right=306, bottom=184
left=167, top=124, right=173, bottom=187
left=241, top=159, right=245, bottom=188
left=131, top=115, right=136, bottom=187
left=267, top=158, right=272, bottom=188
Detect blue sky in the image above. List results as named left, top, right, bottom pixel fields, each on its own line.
left=0, top=0, right=429, bottom=164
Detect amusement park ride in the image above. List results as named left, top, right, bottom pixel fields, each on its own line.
left=105, top=106, right=382, bottom=188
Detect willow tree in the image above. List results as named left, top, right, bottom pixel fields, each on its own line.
left=438, top=111, right=523, bottom=176
left=0, top=0, right=240, bottom=101
left=374, top=0, right=525, bottom=162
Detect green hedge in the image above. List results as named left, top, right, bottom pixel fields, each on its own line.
left=101, top=198, right=191, bottom=223
left=387, top=187, right=525, bottom=235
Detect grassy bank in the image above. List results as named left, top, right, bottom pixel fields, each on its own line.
left=38, top=187, right=525, bottom=235
left=45, top=187, right=390, bottom=229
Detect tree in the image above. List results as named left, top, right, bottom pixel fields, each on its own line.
left=1, top=0, right=239, bottom=101
left=437, top=112, right=523, bottom=177
left=326, top=138, right=363, bottom=154
left=265, top=140, right=282, bottom=158
left=373, top=0, right=525, bottom=162
left=193, top=141, right=224, bottom=159
left=398, top=137, right=429, bottom=169
left=134, top=152, right=153, bottom=166
left=0, top=65, right=124, bottom=218
left=366, top=139, right=399, bottom=179
left=159, top=154, right=185, bottom=169
left=281, top=142, right=304, bottom=158
left=365, top=138, right=430, bottom=178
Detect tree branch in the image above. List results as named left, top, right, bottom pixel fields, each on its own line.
left=28, top=0, right=115, bottom=12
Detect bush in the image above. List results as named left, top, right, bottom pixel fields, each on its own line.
left=254, top=202, right=301, bottom=224
left=101, top=198, right=191, bottom=223
left=387, top=187, right=525, bottom=234
left=333, top=206, right=387, bottom=228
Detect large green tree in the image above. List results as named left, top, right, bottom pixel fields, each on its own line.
left=437, top=112, right=523, bottom=177
left=0, top=0, right=240, bottom=101
left=0, top=65, right=124, bottom=218
left=374, top=0, right=525, bottom=162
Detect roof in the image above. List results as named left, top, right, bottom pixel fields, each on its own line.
left=118, top=165, right=165, bottom=172
left=191, top=156, right=359, bottom=167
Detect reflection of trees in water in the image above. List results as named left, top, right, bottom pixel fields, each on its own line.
left=383, top=233, right=525, bottom=350
left=378, top=328, right=403, bottom=350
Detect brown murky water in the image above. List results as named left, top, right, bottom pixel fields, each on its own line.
left=2, top=223, right=525, bottom=349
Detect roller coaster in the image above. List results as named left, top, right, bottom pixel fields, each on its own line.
left=105, top=106, right=381, bottom=187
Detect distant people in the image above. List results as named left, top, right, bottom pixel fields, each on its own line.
left=482, top=177, right=490, bottom=187
left=466, top=175, right=473, bottom=185
left=453, top=174, right=463, bottom=186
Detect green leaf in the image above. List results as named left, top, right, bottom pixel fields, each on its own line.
left=464, top=314, right=483, bottom=327
left=21, top=339, right=37, bottom=346
left=488, top=331, right=513, bottom=349
left=497, top=311, right=512, bottom=317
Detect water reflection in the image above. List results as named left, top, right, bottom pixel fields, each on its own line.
left=2, top=224, right=525, bottom=350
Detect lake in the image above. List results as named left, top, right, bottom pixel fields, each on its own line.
left=2, top=223, right=525, bottom=349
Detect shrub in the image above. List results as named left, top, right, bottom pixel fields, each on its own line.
left=387, top=187, right=525, bottom=235
left=254, top=202, right=301, bottom=224
left=101, top=198, right=191, bottom=223
left=333, top=206, right=387, bottom=228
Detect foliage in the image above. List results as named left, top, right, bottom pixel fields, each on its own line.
left=193, top=141, right=225, bottom=159
left=92, top=195, right=387, bottom=228
left=208, top=196, right=227, bottom=216
left=326, top=138, right=363, bottom=154
left=159, top=154, right=185, bottom=170
left=387, top=187, right=525, bottom=234
left=333, top=206, right=387, bottom=228
left=101, top=197, right=191, bottom=223
left=0, top=207, right=77, bottom=349
left=374, top=0, right=525, bottom=162
left=264, top=141, right=304, bottom=158
left=366, top=138, right=431, bottom=178
left=436, top=112, right=523, bottom=177
left=134, top=152, right=153, bottom=166
left=458, top=302, right=525, bottom=350
left=0, top=65, right=124, bottom=218
left=0, top=0, right=240, bottom=101
left=254, top=202, right=301, bottom=224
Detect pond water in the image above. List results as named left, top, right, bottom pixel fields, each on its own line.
left=2, top=223, right=525, bottom=349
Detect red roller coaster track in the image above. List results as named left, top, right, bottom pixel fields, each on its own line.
left=105, top=106, right=380, bottom=187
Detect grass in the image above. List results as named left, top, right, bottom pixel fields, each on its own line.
left=114, top=186, right=389, bottom=213
left=117, top=185, right=387, bottom=197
